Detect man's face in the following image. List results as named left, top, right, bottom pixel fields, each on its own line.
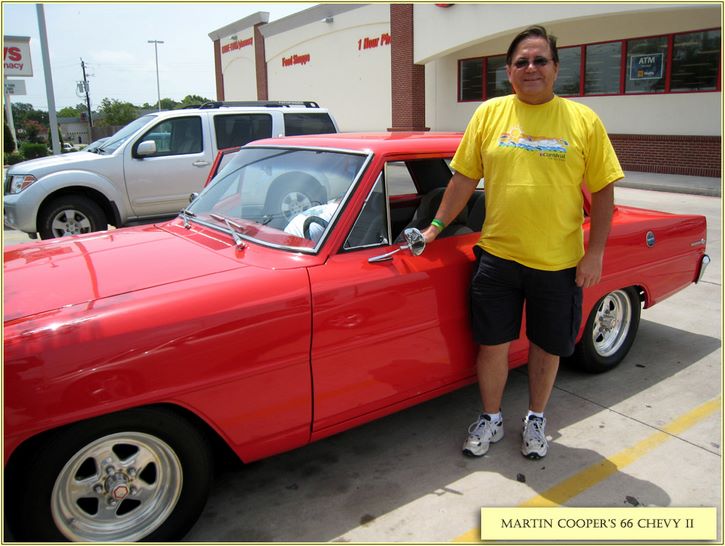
left=506, top=37, right=559, bottom=105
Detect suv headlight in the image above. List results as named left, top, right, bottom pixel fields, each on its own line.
left=8, top=175, right=37, bottom=194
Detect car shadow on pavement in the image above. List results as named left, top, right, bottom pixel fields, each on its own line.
left=183, top=321, right=720, bottom=542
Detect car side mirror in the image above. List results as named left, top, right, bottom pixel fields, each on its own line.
left=136, top=140, right=157, bottom=157
left=189, top=192, right=199, bottom=203
left=368, top=228, right=426, bottom=263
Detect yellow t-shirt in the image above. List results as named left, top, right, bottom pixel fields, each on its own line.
left=451, top=95, right=624, bottom=271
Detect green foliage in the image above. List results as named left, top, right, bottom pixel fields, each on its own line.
left=20, top=142, right=49, bottom=159
left=4, top=121, right=16, bottom=153
left=180, top=94, right=212, bottom=107
left=58, top=104, right=85, bottom=118
left=97, top=98, right=139, bottom=126
left=3, top=152, right=24, bottom=165
left=23, top=120, right=47, bottom=143
left=159, top=98, right=179, bottom=110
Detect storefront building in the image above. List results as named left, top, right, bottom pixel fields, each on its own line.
left=209, top=3, right=721, bottom=176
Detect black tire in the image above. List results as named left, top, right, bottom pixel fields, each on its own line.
left=572, top=287, right=641, bottom=373
left=7, top=407, right=213, bottom=542
left=38, top=195, right=106, bottom=239
left=265, top=173, right=326, bottom=227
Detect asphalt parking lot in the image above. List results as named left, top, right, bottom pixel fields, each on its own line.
left=2, top=185, right=721, bottom=542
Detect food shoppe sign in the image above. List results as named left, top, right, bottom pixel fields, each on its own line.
left=3, top=36, right=33, bottom=77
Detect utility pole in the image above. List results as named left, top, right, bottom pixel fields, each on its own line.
left=80, top=59, right=93, bottom=129
left=148, top=40, right=164, bottom=111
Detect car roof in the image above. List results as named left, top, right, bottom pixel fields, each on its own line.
left=248, top=132, right=463, bottom=155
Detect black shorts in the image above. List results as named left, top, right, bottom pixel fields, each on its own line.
left=470, top=247, right=583, bottom=357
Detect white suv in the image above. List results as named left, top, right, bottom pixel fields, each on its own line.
left=4, top=101, right=339, bottom=239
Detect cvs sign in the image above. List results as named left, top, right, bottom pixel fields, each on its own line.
left=3, top=36, right=33, bottom=77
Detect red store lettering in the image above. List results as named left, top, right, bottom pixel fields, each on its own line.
left=282, top=53, right=311, bottom=67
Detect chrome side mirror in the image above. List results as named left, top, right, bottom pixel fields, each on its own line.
left=368, top=228, right=426, bottom=263
left=136, top=140, right=157, bottom=157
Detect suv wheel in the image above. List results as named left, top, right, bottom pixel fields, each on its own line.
left=39, top=195, right=107, bottom=239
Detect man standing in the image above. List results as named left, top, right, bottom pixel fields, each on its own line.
left=422, top=26, right=623, bottom=459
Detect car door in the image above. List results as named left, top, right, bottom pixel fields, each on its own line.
left=123, top=115, right=213, bottom=217
left=308, top=159, right=482, bottom=432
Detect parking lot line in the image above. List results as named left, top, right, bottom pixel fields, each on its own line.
left=453, top=397, right=721, bottom=542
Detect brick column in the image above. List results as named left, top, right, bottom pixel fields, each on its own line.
left=389, top=4, right=429, bottom=131
left=212, top=38, right=224, bottom=101
left=254, top=23, right=268, bottom=100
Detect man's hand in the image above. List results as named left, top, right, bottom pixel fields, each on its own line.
left=421, top=224, right=441, bottom=244
left=576, top=251, right=603, bottom=288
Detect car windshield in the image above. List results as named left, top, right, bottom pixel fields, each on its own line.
left=94, top=114, right=158, bottom=154
left=186, top=146, right=369, bottom=252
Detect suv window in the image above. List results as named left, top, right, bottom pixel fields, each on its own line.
left=283, top=113, right=337, bottom=136
left=139, top=116, right=203, bottom=156
left=214, top=114, right=273, bottom=149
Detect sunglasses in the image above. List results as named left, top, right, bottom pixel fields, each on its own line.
left=513, top=56, right=552, bottom=69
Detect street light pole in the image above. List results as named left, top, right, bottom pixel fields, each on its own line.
left=148, top=39, right=164, bottom=111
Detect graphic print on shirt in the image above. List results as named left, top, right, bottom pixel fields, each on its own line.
left=498, top=126, right=569, bottom=161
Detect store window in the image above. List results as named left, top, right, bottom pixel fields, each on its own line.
left=671, top=29, right=721, bottom=91
left=585, top=42, right=622, bottom=95
left=554, top=47, right=581, bottom=96
left=457, top=27, right=720, bottom=102
left=486, top=55, right=511, bottom=98
left=459, top=58, right=483, bottom=101
left=625, top=36, right=668, bottom=94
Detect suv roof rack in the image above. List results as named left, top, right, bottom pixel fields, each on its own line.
left=198, top=100, right=320, bottom=109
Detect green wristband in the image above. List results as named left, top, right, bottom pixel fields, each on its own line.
left=431, top=219, right=446, bottom=231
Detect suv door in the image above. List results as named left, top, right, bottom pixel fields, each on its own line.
left=123, top=115, right=213, bottom=217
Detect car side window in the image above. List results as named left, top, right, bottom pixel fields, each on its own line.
left=283, top=113, right=337, bottom=136
left=344, top=173, right=389, bottom=250
left=214, top=114, right=273, bottom=149
left=138, top=116, right=203, bottom=156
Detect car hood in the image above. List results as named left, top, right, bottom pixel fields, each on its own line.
left=7, top=151, right=109, bottom=175
left=4, top=225, right=244, bottom=322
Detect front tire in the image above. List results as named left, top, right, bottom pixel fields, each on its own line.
left=38, top=195, right=107, bottom=239
left=573, top=287, right=641, bottom=373
left=8, top=407, right=213, bottom=542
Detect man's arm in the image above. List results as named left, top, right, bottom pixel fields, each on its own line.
left=421, top=172, right=479, bottom=243
left=576, top=181, right=617, bottom=288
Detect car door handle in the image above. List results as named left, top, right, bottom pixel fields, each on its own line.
left=192, top=160, right=210, bottom=167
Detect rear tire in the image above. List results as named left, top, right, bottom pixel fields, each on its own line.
left=7, top=407, right=213, bottom=542
left=572, top=287, right=641, bottom=373
left=38, top=195, right=107, bottom=239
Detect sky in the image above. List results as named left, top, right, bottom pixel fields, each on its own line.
left=2, top=2, right=315, bottom=111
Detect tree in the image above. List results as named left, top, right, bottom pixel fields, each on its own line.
left=57, top=103, right=87, bottom=118
left=12, top=102, right=49, bottom=126
left=4, top=120, right=16, bottom=153
left=180, top=94, right=212, bottom=107
left=97, top=98, right=138, bottom=126
left=159, top=98, right=179, bottom=110
left=23, top=119, right=47, bottom=143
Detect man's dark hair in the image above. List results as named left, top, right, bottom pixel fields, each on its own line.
left=506, top=25, right=559, bottom=66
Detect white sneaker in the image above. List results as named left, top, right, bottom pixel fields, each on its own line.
left=521, top=415, right=548, bottom=459
left=462, top=414, right=504, bottom=457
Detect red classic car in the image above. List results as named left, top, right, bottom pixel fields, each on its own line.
left=3, top=133, right=709, bottom=541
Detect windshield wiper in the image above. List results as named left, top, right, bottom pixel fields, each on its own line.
left=210, top=213, right=246, bottom=249
left=180, top=208, right=196, bottom=229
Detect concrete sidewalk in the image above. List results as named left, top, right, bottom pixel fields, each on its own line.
left=618, top=171, right=721, bottom=197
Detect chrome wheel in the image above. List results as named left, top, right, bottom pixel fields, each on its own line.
left=279, top=191, right=313, bottom=222
left=51, top=432, right=182, bottom=542
left=591, top=289, right=632, bottom=357
left=51, top=208, right=93, bottom=236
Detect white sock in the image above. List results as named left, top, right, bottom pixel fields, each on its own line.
left=526, top=410, right=544, bottom=420
left=483, top=411, right=502, bottom=423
